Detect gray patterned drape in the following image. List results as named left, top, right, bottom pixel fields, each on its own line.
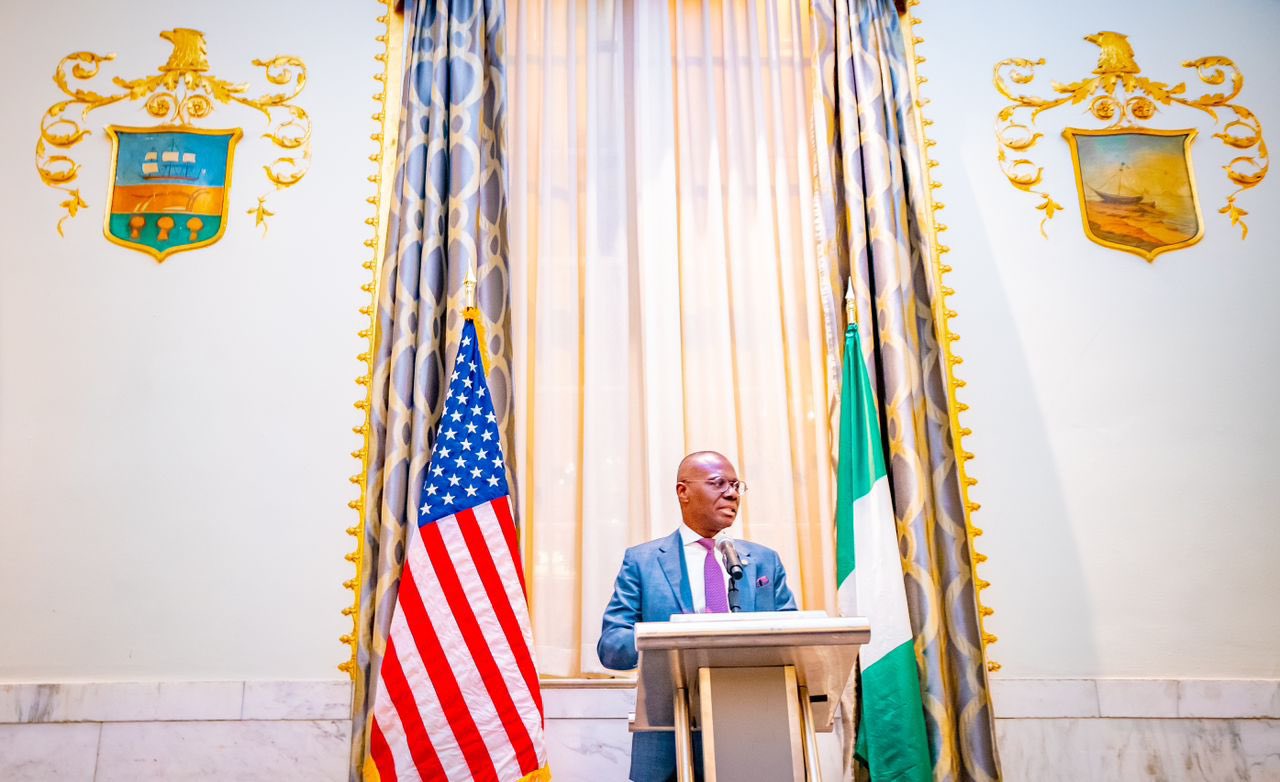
left=809, top=0, right=1001, bottom=779
left=348, top=0, right=514, bottom=778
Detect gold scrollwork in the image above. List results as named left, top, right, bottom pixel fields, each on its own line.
left=36, top=52, right=128, bottom=235
left=994, top=32, right=1269, bottom=238
left=35, top=29, right=311, bottom=236
left=992, top=57, right=1065, bottom=236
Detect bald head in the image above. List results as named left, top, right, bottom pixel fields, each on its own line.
left=675, top=451, right=741, bottom=537
left=676, top=451, right=732, bottom=481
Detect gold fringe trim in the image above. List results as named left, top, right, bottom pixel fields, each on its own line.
left=363, top=757, right=550, bottom=780
left=901, top=0, right=1000, bottom=674
left=339, top=0, right=407, bottom=678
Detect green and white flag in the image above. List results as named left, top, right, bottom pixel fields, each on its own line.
left=836, top=322, right=931, bottom=781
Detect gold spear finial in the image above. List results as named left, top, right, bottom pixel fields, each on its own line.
left=463, top=262, right=477, bottom=314
left=845, top=278, right=855, bottom=327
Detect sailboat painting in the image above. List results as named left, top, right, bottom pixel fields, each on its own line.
left=1063, top=128, right=1204, bottom=262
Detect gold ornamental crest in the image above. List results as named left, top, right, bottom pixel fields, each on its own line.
left=35, top=29, right=310, bottom=262
left=994, top=32, right=1268, bottom=262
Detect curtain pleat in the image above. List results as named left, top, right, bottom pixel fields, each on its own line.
left=509, top=0, right=835, bottom=677
left=809, top=0, right=1001, bottom=779
left=349, top=0, right=514, bottom=777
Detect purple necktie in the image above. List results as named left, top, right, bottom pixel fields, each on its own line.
left=697, top=538, right=729, bottom=613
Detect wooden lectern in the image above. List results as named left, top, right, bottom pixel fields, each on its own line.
left=630, top=611, right=870, bottom=782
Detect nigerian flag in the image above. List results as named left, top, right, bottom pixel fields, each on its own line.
left=836, top=322, right=931, bottom=781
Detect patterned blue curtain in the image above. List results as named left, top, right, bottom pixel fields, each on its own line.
left=348, top=0, right=515, bottom=777
left=809, top=0, right=1001, bottom=780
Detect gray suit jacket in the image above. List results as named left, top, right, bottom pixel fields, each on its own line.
left=597, top=529, right=797, bottom=781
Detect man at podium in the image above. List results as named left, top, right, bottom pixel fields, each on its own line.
left=597, top=450, right=797, bottom=782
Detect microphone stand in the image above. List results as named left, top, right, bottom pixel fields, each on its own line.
left=718, top=539, right=745, bottom=613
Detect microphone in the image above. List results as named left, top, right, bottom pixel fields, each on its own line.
left=718, top=539, right=744, bottom=581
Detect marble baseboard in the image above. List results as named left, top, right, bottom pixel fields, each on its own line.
left=0, top=681, right=355, bottom=781
left=0, top=723, right=101, bottom=781
left=996, top=718, right=1280, bottom=782
left=543, top=682, right=637, bottom=719
left=990, top=677, right=1280, bottom=719
left=0, top=680, right=352, bottom=724
left=5, top=677, right=1274, bottom=724
left=95, top=720, right=350, bottom=782
left=543, top=717, right=634, bottom=781
left=2, top=679, right=1278, bottom=781
left=0, top=720, right=349, bottom=782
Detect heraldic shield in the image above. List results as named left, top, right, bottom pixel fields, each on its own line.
left=104, top=126, right=242, bottom=261
left=1063, top=128, right=1205, bottom=263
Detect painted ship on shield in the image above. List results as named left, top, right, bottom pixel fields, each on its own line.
left=1088, top=162, right=1147, bottom=207
left=104, top=126, right=242, bottom=262
left=141, top=146, right=202, bottom=182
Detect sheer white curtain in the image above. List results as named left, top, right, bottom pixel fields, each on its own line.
left=508, top=0, right=836, bottom=677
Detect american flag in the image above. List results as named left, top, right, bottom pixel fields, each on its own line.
left=369, top=318, right=547, bottom=782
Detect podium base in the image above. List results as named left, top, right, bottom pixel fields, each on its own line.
left=699, top=665, right=806, bottom=781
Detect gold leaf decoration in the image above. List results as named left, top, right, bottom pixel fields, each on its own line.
left=995, top=32, right=1268, bottom=238
left=35, top=29, right=311, bottom=235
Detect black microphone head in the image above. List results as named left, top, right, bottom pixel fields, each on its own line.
left=717, top=539, right=745, bottom=580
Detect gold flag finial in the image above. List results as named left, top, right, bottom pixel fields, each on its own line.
left=845, top=278, right=855, bottom=327
left=463, top=263, right=477, bottom=314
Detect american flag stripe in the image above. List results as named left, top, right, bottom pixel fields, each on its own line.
left=452, top=507, right=546, bottom=741
left=400, top=528, right=501, bottom=781
left=426, top=518, right=540, bottom=775
left=491, top=497, right=529, bottom=599
left=387, top=611, right=483, bottom=782
left=385, top=613, right=472, bottom=781
left=379, top=635, right=453, bottom=781
left=473, top=502, right=544, bottom=715
left=370, top=647, right=418, bottom=780
left=438, top=512, right=543, bottom=739
left=369, top=716, right=398, bottom=781
left=378, top=635, right=445, bottom=779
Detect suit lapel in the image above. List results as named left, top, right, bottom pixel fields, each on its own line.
left=658, top=530, right=692, bottom=615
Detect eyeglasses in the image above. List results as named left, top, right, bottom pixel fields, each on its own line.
left=681, top=477, right=748, bottom=495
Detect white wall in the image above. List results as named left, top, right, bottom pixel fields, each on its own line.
left=0, top=1, right=380, bottom=680
left=915, top=1, right=1280, bottom=677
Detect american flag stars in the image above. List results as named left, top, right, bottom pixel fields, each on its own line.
left=417, top=328, right=509, bottom=524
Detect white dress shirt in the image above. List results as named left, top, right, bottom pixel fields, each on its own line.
left=678, top=523, right=732, bottom=613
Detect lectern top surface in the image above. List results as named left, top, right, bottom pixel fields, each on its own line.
left=636, top=612, right=869, bottom=650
